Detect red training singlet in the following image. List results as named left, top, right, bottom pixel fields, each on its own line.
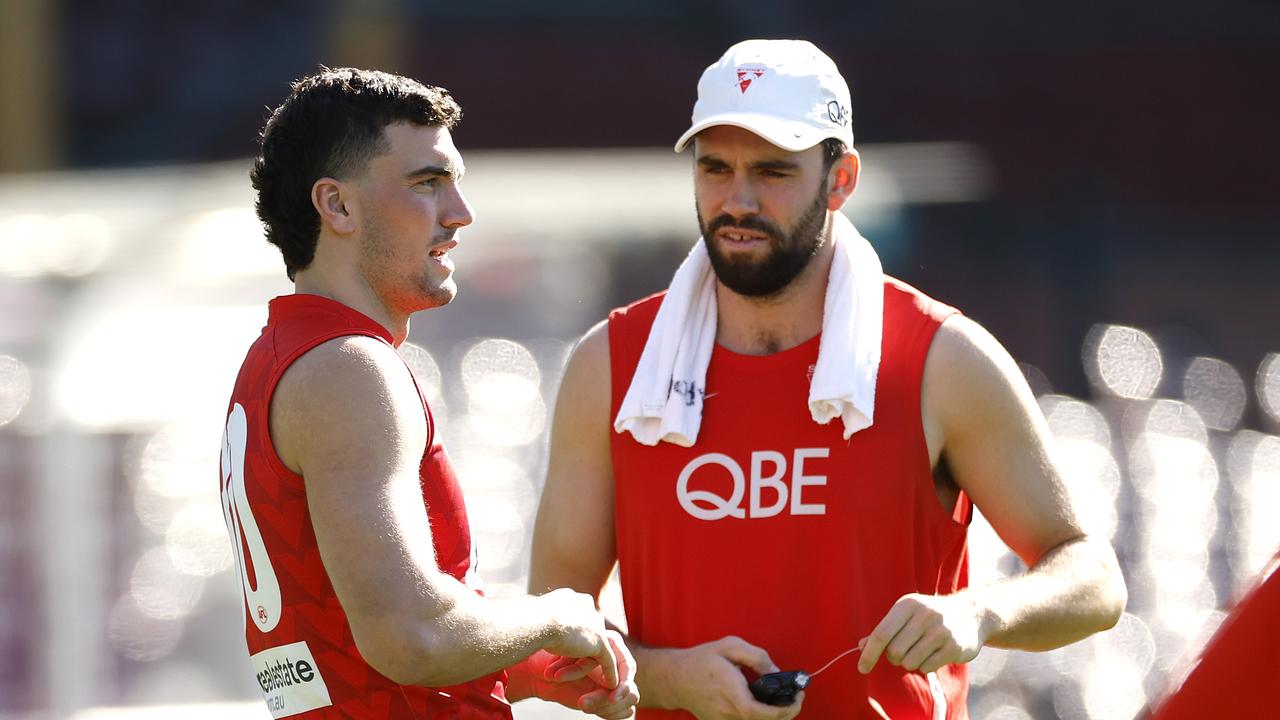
left=219, top=294, right=511, bottom=719
left=609, top=278, right=970, bottom=719
left=1147, top=556, right=1280, bottom=720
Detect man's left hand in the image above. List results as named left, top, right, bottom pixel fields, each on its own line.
left=509, top=632, right=639, bottom=719
left=857, top=593, right=987, bottom=675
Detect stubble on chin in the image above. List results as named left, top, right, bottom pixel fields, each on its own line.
left=415, top=274, right=457, bottom=310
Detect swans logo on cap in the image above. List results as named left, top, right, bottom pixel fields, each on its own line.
left=736, top=64, right=766, bottom=93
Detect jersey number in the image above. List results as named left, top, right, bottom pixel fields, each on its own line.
left=221, top=403, right=282, bottom=633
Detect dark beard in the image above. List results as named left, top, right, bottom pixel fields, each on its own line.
left=699, top=181, right=829, bottom=298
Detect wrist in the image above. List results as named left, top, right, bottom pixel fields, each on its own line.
left=530, top=592, right=568, bottom=649
left=633, top=644, right=689, bottom=710
left=964, top=589, right=1003, bottom=647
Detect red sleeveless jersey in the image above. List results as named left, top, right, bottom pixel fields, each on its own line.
left=219, top=294, right=511, bottom=719
left=609, top=277, right=970, bottom=720
left=1147, top=557, right=1280, bottom=720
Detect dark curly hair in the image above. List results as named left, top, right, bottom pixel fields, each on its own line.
left=250, top=67, right=462, bottom=280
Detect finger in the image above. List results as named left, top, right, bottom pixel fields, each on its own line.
left=733, top=680, right=797, bottom=719
left=556, top=657, right=599, bottom=682
left=608, top=631, right=636, bottom=690
left=719, top=636, right=779, bottom=674
left=581, top=686, right=638, bottom=720
left=593, top=633, right=620, bottom=689
left=578, top=687, right=610, bottom=714
left=859, top=600, right=916, bottom=674
left=918, top=646, right=956, bottom=675
left=543, top=655, right=578, bottom=678
left=901, top=622, right=952, bottom=671
left=534, top=677, right=599, bottom=708
left=588, top=683, right=640, bottom=719
left=885, top=613, right=932, bottom=669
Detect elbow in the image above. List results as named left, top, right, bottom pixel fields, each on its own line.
left=1092, top=538, right=1128, bottom=632
left=349, top=616, right=459, bottom=688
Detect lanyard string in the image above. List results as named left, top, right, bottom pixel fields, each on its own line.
left=810, top=643, right=863, bottom=678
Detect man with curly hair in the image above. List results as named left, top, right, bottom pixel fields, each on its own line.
left=221, top=67, right=637, bottom=719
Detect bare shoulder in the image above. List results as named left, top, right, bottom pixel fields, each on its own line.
left=923, top=315, right=1033, bottom=434
left=272, top=335, right=426, bottom=475
left=559, top=318, right=612, bottom=400
left=926, top=315, right=1022, bottom=381
left=569, top=319, right=611, bottom=373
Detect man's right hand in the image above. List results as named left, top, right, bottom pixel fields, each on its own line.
left=654, top=636, right=805, bottom=720
left=538, top=588, right=626, bottom=690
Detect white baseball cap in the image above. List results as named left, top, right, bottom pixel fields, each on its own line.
left=674, top=39, right=854, bottom=153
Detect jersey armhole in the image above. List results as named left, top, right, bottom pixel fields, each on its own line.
left=256, top=328, right=390, bottom=487
left=905, top=307, right=973, bottom=530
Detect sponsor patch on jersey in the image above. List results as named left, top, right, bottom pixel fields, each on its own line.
left=249, top=641, right=333, bottom=718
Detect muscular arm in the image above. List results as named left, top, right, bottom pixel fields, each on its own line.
left=530, top=321, right=618, bottom=601
left=531, top=323, right=801, bottom=720
left=859, top=315, right=1127, bottom=674
left=272, top=335, right=622, bottom=690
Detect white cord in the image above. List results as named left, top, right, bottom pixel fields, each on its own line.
left=810, top=644, right=863, bottom=678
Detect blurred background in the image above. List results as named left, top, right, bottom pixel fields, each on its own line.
left=1, top=1, right=1277, bottom=719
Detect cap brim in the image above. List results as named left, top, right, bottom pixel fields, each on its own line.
left=673, top=112, right=836, bottom=153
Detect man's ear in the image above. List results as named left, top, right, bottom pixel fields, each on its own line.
left=826, top=148, right=860, bottom=212
left=312, top=177, right=357, bottom=235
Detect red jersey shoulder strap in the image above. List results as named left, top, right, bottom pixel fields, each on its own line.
left=607, top=291, right=666, bottom=414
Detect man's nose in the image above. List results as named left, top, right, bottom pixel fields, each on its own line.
left=721, top=172, right=760, bottom=218
left=442, top=186, right=475, bottom=229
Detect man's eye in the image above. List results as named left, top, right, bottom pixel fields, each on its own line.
left=760, top=169, right=787, bottom=178
left=417, top=178, right=439, bottom=188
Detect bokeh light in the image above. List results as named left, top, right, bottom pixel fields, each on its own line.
left=1082, top=653, right=1147, bottom=720
left=176, top=208, right=279, bottom=279
left=973, top=690, right=1028, bottom=720
left=461, top=337, right=542, bottom=388
left=139, top=424, right=215, bottom=501
left=461, top=338, right=546, bottom=446
left=986, top=707, right=1034, bottom=720
left=463, top=494, right=527, bottom=573
left=1084, top=324, right=1163, bottom=399
left=107, top=595, right=184, bottom=662
left=451, top=454, right=535, bottom=575
left=399, top=341, right=444, bottom=405
left=165, top=502, right=233, bottom=577
left=968, top=508, right=1019, bottom=588
left=1257, top=354, right=1280, bottom=424
left=1182, top=356, right=1246, bottom=431
left=40, top=213, right=114, bottom=277
left=0, top=354, right=33, bottom=426
left=968, top=646, right=1009, bottom=687
left=0, top=214, right=47, bottom=277
left=128, top=423, right=220, bottom=535
left=129, top=546, right=205, bottom=621
left=1227, top=431, right=1280, bottom=583
left=0, top=213, right=115, bottom=278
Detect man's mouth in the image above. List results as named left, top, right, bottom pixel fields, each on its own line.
left=428, top=238, right=458, bottom=258
left=717, top=228, right=769, bottom=244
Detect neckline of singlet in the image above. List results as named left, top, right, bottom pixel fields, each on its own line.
left=269, top=293, right=396, bottom=345
left=710, top=331, right=823, bottom=374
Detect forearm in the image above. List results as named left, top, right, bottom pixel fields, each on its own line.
left=366, top=581, right=560, bottom=687
left=970, top=535, right=1126, bottom=651
left=610, top=627, right=685, bottom=710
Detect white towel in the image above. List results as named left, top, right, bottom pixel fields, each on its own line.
left=614, top=212, right=884, bottom=447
